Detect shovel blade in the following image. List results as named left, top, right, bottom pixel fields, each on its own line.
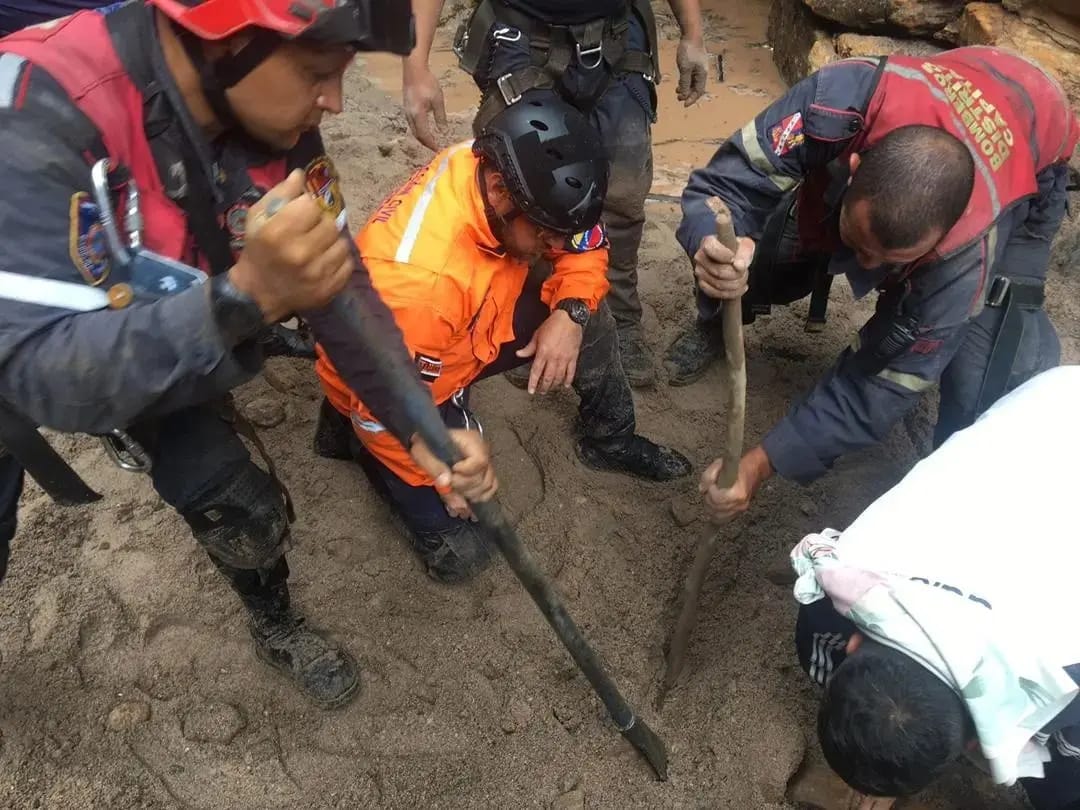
left=622, top=717, right=669, bottom=781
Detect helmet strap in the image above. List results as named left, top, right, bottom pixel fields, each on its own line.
left=478, top=163, right=524, bottom=244
left=176, top=26, right=283, bottom=132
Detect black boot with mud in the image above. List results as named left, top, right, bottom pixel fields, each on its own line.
left=246, top=585, right=360, bottom=709
left=259, top=322, right=316, bottom=359
left=663, top=318, right=724, bottom=386
left=618, top=326, right=656, bottom=388
left=576, top=434, right=692, bottom=482
left=409, top=521, right=496, bottom=584
left=313, top=397, right=354, bottom=460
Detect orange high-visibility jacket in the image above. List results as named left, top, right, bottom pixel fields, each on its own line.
left=316, top=141, right=609, bottom=487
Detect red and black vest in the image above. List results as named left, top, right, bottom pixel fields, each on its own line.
left=801, top=46, right=1079, bottom=261
left=0, top=7, right=310, bottom=275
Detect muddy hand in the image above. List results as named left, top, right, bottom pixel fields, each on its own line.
left=516, top=309, right=583, bottom=394
left=676, top=37, right=710, bottom=107
left=403, top=62, right=447, bottom=151
left=694, top=234, right=755, bottom=300
left=230, top=169, right=351, bottom=323
left=699, top=447, right=773, bottom=523
left=411, top=428, right=498, bottom=502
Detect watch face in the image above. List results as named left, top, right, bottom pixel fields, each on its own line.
left=562, top=300, right=589, bottom=325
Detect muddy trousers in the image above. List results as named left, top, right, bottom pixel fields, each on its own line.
left=0, top=406, right=291, bottom=604
left=348, top=270, right=635, bottom=539
left=470, top=11, right=655, bottom=331
left=1021, top=727, right=1080, bottom=810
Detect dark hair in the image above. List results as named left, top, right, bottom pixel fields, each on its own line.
left=818, top=639, right=969, bottom=797
left=846, top=125, right=975, bottom=250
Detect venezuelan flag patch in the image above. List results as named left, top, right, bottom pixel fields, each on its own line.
left=565, top=223, right=608, bottom=253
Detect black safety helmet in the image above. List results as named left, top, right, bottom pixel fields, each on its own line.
left=473, top=90, right=608, bottom=235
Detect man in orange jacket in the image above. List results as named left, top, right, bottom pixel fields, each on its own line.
left=316, top=90, right=691, bottom=582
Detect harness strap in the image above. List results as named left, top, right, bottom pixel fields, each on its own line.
left=462, top=0, right=658, bottom=130
left=219, top=394, right=297, bottom=524
left=975, top=276, right=1046, bottom=413
left=805, top=261, right=833, bottom=333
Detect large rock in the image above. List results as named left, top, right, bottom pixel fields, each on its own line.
left=1001, top=0, right=1080, bottom=50
left=1004, top=0, right=1080, bottom=27
left=769, top=0, right=838, bottom=86
left=801, top=0, right=967, bottom=36
left=835, top=33, right=945, bottom=59
left=959, top=3, right=1080, bottom=112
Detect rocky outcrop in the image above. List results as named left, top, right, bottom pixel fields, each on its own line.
left=767, top=0, right=838, bottom=86
left=834, top=33, right=944, bottom=59
left=768, top=0, right=1080, bottom=115
left=802, top=0, right=967, bottom=37
left=959, top=3, right=1080, bottom=111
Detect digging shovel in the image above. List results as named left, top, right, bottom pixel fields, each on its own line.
left=657, top=197, right=746, bottom=707
left=318, top=239, right=670, bottom=781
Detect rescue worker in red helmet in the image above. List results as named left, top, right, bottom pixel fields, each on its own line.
left=0, top=0, right=497, bottom=709
left=665, top=48, right=1078, bottom=524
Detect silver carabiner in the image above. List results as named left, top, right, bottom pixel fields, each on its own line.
left=100, top=428, right=152, bottom=473
left=450, top=389, right=484, bottom=438
left=576, top=41, right=603, bottom=70
left=89, top=158, right=133, bottom=267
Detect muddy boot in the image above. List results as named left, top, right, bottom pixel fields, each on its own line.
left=259, top=323, right=316, bottom=359
left=663, top=318, right=724, bottom=387
left=503, top=363, right=531, bottom=391
left=313, top=397, right=353, bottom=460
left=617, top=326, right=656, bottom=388
left=576, top=434, right=692, bottom=482
left=409, top=521, right=496, bottom=584
left=245, top=583, right=360, bottom=709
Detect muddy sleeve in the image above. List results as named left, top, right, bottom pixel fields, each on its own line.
left=542, top=243, right=611, bottom=312
left=0, top=65, right=261, bottom=434
left=289, top=129, right=424, bottom=445
left=763, top=240, right=987, bottom=483
left=677, top=59, right=881, bottom=257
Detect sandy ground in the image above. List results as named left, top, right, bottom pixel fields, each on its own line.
left=3, top=1, right=1079, bottom=808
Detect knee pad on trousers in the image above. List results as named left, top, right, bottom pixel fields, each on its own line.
left=181, top=462, right=290, bottom=571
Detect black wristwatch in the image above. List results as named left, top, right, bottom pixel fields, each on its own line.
left=209, top=273, right=266, bottom=346
left=556, top=297, right=590, bottom=327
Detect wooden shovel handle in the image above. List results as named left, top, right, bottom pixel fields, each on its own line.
left=704, top=197, right=746, bottom=490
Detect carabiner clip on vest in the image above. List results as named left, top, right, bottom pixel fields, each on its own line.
left=450, top=389, right=484, bottom=437
left=100, top=428, right=152, bottom=473
left=89, top=158, right=208, bottom=308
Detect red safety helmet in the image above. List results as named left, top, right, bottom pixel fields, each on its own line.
left=147, top=0, right=414, bottom=137
left=148, top=0, right=414, bottom=54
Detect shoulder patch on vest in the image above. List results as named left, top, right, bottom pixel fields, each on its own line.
left=68, top=192, right=110, bottom=285
left=305, top=156, right=346, bottom=229
left=769, top=112, right=805, bottom=157
left=414, top=352, right=442, bottom=383
left=565, top=223, right=608, bottom=253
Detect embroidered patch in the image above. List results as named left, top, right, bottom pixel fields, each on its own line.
left=305, top=156, right=347, bottom=229
left=223, top=188, right=263, bottom=252
left=350, top=413, right=386, bottom=434
left=68, top=192, right=110, bottom=285
left=414, top=352, right=443, bottom=383
left=769, top=111, right=805, bottom=157
left=565, top=223, right=608, bottom=253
